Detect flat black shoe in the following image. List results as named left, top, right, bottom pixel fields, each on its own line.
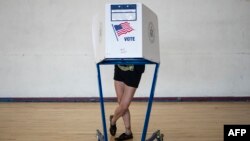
left=109, top=115, right=117, bottom=136
left=115, top=133, right=133, bottom=141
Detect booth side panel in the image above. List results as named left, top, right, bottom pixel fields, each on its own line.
left=92, top=9, right=106, bottom=63
left=142, top=4, right=160, bottom=63
left=137, top=3, right=143, bottom=58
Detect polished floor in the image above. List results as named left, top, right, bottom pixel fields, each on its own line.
left=0, top=102, right=250, bottom=141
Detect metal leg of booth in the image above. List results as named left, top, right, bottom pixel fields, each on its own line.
left=145, top=130, right=164, bottom=141
left=96, top=129, right=105, bottom=141
left=96, top=61, right=161, bottom=141
left=141, top=64, right=160, bottom=141
left=96, top=64, right=108, bottom=141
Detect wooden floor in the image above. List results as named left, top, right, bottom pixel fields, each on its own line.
left=0, top=102, right=250, bottom=141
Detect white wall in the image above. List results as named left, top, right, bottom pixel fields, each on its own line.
left=0, top=0, right=249, bottom=97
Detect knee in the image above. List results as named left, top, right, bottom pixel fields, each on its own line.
left=117, top=99, right=121, bottom=104
left=120, top=104, right=129, bottom=114
left=117, top=97, right=122, bottom=104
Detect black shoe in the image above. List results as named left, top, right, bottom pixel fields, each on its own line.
left=115, top=133, right=133, bottom=141
left=109, top=115, right=117, bottom=136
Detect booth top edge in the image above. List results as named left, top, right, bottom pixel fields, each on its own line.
left=105, top=2, right=144, bottom=6
left=105, top=2, right=143, bottom=4
left=105, top=3, right=157, bottom=15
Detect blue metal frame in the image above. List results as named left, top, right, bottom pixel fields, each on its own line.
left=96, top=64, right=108, bottom=141
left=141, top=63, right=159, bottom=141
left=96, top=58, right=160, bottom=141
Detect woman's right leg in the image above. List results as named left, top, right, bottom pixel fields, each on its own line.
left=110, top=81, right=124, bottom=136
left=114, top=81, right=132, bottom=134
left=112, top=81, right=136, bottom=134
left=113, top=80, right=130, bottom=126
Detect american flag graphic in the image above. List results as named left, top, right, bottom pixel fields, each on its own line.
left=114, top=22, right=134, bottom=36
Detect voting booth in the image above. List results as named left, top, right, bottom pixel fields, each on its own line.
left=92, top=3, right=163, bottom=141
left=93, top=3, right=160, bottom=63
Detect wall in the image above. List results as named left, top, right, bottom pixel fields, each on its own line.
left=0, top=0, right=249, bottom=97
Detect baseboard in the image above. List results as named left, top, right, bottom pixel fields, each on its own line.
left=0, top=97, right=250, bottom=102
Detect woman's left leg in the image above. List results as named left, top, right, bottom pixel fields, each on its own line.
left=111, top=85, right=136, bottom=133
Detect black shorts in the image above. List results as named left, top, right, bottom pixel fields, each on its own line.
left=114, top=65, right=145, bottom=88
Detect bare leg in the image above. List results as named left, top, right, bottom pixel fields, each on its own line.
left=122, top=108, right=131, bottom=134
left=112, top=82, right=136, bottom=134
left=114, top=81, right=132, bottom=134
left=114, top=80, right=124, bottom=104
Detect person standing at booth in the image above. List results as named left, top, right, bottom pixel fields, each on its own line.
left=109, top=64, right=145, bottom=140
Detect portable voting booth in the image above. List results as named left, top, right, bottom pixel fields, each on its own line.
left=92, top=3, right=163, bottom=141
